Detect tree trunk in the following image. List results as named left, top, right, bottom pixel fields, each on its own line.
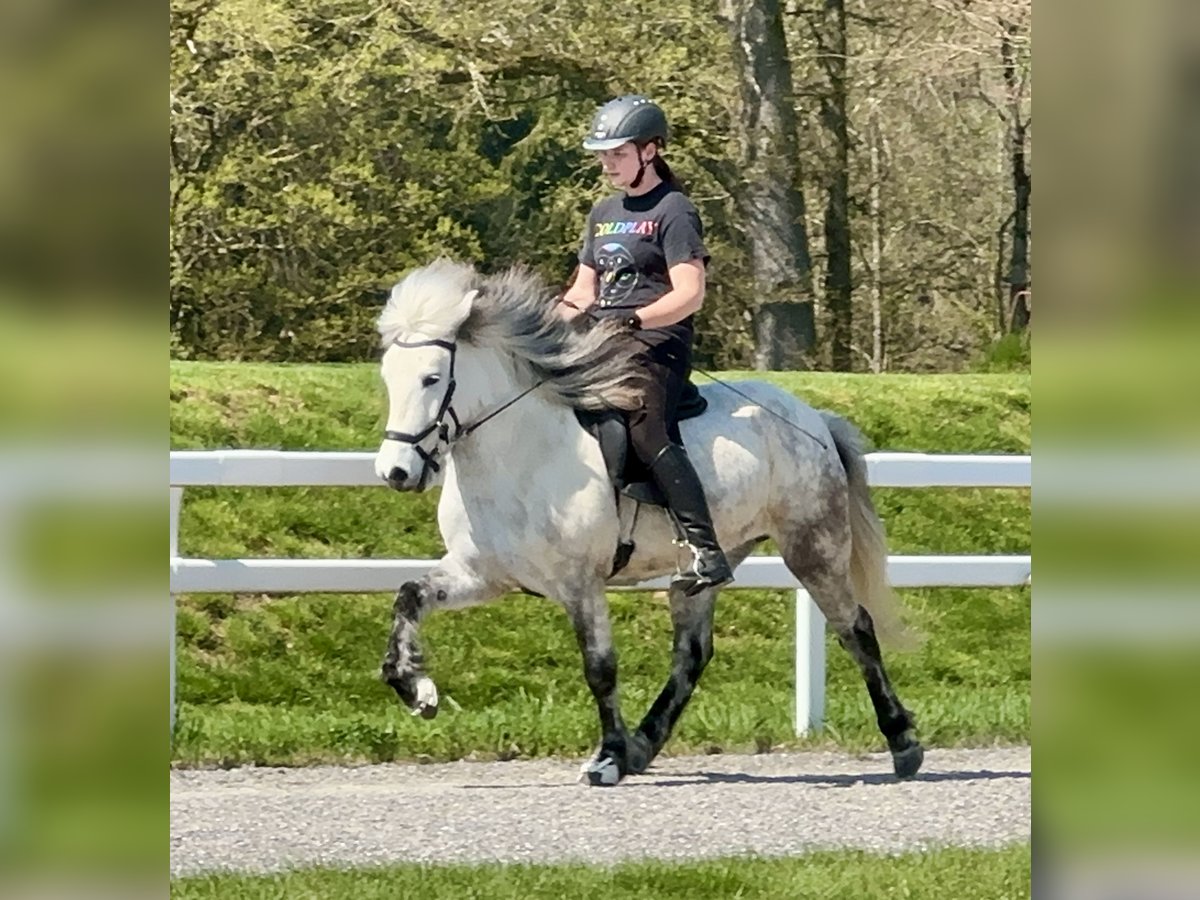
left=818, top=0, right=853, bottom=370
left=719, top=0, right=816, bottom=370
left=1001, top=18, right=1031, bottom=333
left=994, top=211, right=1014, bottom=332
left=868, top=114, right=883, bottom=372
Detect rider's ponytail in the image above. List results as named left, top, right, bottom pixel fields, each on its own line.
left=652, top=156, right=685, bottom=193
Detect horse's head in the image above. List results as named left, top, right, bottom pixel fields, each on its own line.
left=374, top=261, right=479, bottom=492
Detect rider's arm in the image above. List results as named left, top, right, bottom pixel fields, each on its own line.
left=558, top=265, right=599, bottom=321
left=628, top=260, right=705, bottom=329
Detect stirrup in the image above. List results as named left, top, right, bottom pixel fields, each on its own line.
left=671, top=541, right=734, bottom=596
left=671, top=569, right=734, bottom=597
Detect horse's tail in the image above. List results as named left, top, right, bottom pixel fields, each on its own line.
left=822, top=412, right=921, bottom=650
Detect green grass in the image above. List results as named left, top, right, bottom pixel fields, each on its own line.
left=170, top=363, right=1030, bottom=454
left=171, top=845, right=1031, bottom=899
left=171, top=364, right=1029, bottom=766
left=172, top=585, right=1029, bottom=766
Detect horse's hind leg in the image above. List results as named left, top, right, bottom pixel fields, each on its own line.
left=625, top=583, right=717, bottom=775
left=624, top=540, right=758, bottom=775
left=837, top=603, right=923, bottom=778
left=785, top=552, right=923, bottom=779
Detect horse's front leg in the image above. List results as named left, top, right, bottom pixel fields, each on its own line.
left=625, top=582, right=718, bottom=775
left=563, top=589, right=630, bottom=787
left=380, top=560, right=495, bottom=719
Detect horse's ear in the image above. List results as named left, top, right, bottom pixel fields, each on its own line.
left=444, top=287, right=478, bottom=330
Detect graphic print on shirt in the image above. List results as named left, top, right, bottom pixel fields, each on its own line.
left=595, top=242, right=638, bottom=305
left=594, top=220, right=658, bottom=237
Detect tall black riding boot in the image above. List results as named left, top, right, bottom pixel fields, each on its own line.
left=649, top=444, right=734, bottom=595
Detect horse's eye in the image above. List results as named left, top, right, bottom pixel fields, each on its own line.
left=422, top=375, right=441, bottom=388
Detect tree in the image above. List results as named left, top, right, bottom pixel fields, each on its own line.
left=921, top=0, right=1031, bottom=335
left=999, top=13, right=1031, bottom=333
left=813, top=0, right=854, bottom=370
left=718, top=0, right=817, bottom=370
left=169, top=0, right=1031, bottom=371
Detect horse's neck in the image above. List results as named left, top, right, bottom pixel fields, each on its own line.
left=453, top=346, right=583, bottom=467
left=454, top=345, right=531, bottom=429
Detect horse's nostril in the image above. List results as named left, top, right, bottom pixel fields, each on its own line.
left=387, top=466, right=408, bottom=484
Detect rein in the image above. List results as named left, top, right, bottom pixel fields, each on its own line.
left=453, top=380, right=545, bottom=441
left=608, top=319, right=831, bottom=451
left=689, top=365, right=829, bottom=450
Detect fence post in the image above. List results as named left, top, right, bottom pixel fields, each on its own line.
left=795, top=588, right=826, bottom=735
left=170, top=487, right=183, bottom=735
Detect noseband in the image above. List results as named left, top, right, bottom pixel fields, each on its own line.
left=382, top=337, right=545, bottom=489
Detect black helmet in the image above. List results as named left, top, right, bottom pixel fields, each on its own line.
left=582, top=95, right=668, bottom=151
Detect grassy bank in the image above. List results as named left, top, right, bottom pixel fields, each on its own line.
left=171, top=364, right=1029, bottom=766
left=172, top=845, right=1031, bottom=899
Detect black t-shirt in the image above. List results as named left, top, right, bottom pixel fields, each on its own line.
left=578, top=181, right=709, bottom=344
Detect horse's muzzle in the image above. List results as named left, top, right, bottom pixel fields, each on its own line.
left=384, top=466, right=414, bottom=491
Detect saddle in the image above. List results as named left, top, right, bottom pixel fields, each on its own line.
left=573, top=382, right=709, bottom=577
left=574, top=381, right=708, bottom=508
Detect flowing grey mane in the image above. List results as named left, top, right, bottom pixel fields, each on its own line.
left=378, top=259, right=643, bottom=411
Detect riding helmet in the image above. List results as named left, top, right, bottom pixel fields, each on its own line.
left=582, top=95, right=669, bottom=151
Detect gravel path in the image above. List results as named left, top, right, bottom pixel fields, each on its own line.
left=170, top=746, right=1030, bottom=876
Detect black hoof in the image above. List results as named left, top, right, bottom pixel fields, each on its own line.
left=892, top=743, right=924, bottom=780
left=417, top=702, right=438, bottom=720
left=625, top=734, right=654, bottom=775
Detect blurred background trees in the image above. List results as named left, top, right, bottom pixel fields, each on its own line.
left=170, top=0, right=1030, bottom=370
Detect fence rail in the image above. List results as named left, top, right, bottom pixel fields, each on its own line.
left=169, top=450, right=1031, bottom=734
left=169, top=449, right=1032, bottom=488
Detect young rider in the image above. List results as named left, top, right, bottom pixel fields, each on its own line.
left=559, top=95, right=733, bottom=595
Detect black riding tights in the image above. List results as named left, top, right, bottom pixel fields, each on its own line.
left=623, top=334, right=691, bottom=465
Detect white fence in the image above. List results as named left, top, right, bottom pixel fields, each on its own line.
left=169, top=450, right=1031, bottom=733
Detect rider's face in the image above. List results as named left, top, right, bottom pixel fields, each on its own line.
left=595, top=143, right=651, bottom=188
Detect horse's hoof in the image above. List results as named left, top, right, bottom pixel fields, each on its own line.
left=625, top=734, right=653, bottom=775
left=579, top=750, right=601, bottom=778
left=410, top=676, right=439, bottom=719
left=583, top=756, right=622, bottom=787
left=892, top=743, right=924, bottom=780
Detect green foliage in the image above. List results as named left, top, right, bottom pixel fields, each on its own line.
left=171, top=846, right=1032, bottom=899
left=171, top=363, right=1029, bottom=765
left=170, top=0, right=1030, bottom=370
left=976, top=332, right=1032, bottom=373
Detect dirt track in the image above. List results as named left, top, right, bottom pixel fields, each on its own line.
left=170, top=745, right=1030, bottom=876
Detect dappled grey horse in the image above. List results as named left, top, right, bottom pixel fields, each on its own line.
left=374, top=259, right=923, bottom=786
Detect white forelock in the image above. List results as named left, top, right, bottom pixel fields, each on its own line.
left=377, top=258, right=478, bottom=346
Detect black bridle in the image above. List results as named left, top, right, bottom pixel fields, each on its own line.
left=382, top=339, right=461, bottom=490
left=382, top=338, right=545, bottom=489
